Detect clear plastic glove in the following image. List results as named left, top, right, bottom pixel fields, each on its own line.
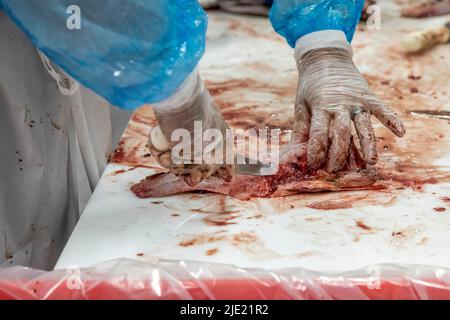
left=293, top=31, right=405, bottom=172
left=149, top=69, right=232, bottom=186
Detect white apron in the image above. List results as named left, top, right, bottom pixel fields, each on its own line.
left=0, top=11, right=114, bottom=270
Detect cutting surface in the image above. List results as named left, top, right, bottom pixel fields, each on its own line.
left=56, top=4, right=450, bottom=272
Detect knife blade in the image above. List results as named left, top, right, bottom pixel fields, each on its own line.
left=234, top=162, right=276, bottom=176
left=411, top=110, right=450, bottom=120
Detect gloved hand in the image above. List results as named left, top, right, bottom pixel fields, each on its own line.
left=149, top=69, right=233, bottom=186
left=293, top=31, right=405, bottom=172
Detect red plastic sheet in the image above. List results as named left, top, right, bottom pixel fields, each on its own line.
left=1, top=259, right=450, bottom=300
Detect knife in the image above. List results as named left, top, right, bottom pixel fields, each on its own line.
left=234, top=157, right=277, bottom=176
left=401, top=22, right=450, bottom=53
left=411, top=110, right=450, bottom=120
left=231, top=153, right=278, bottom=176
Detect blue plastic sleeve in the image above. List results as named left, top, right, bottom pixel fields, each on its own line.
left=0, top=0, right=208, bottom=110
left=269, top=0, right=365, bottom=48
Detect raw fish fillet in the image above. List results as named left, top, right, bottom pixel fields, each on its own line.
left=131, top=137, right=382, bottom=201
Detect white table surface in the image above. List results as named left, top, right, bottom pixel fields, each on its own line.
left=56, top=5, right=450, bottom=273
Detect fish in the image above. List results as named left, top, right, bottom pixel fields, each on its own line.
left=131, top=136, right=383, bottom=201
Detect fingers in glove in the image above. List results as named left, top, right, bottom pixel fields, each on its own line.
left=307, top=109, right=331, bottom=170
left=149, top=145, right=173, bottom=169
left=354, top=110, right=378, bottom=165
left=182, top=164, right=219, bottom=186
left=293, top=100, right=311, bottom=143
left=327, top=109, right=352, bottom=172
left=148, top=126, right=173, bottom=169
left=365, top=97, right=406, bottom=137
left=217, top=165, right=233, bottom=182
left=183, top=168, right=204, bottom=186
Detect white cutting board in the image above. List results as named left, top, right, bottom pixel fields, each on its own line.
left=56, top=4, right=450, bottom=272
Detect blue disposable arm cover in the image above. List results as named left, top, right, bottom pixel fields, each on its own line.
left=0, top=0, right=207, bottom=110
left=269, top=0, right=365, bottom=47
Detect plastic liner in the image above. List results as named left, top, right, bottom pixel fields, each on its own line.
left=1, top=259, right=450, bottom=300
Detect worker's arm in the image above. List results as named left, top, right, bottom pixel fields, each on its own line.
left=148, top=69, right=233, bottom=186
left=270, top=0, right=405, bottom=172
left=0, top=0, right=206, bottom=110
left=1, top=0, right=232, bottom=184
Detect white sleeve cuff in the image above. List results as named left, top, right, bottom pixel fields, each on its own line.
left=294, top=30, right=353, bottom=62
left=152, top=67, right=202, bottom=112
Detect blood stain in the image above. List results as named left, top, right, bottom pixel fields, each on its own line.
left=441, top=197, right=450, bottom=205
left=179, top=232, right=227, bottom=247
left=206, top=248, right=219, bottom=256
left=203, top=213, right=238, bottom=226
left=356, top=220, right=372, bottom=231
left=408, top=75, right=421, bottom=80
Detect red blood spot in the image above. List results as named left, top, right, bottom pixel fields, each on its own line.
left=356, top=220, right=372, bottom=231
left=408, top=75, right=422, bottom=80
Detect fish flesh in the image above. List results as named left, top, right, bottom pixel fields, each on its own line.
left=401, top=0, right=450, bottom=18
left=131, top=137, right=382, bottom=201
left=131, top=167, right=380, bottom=201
